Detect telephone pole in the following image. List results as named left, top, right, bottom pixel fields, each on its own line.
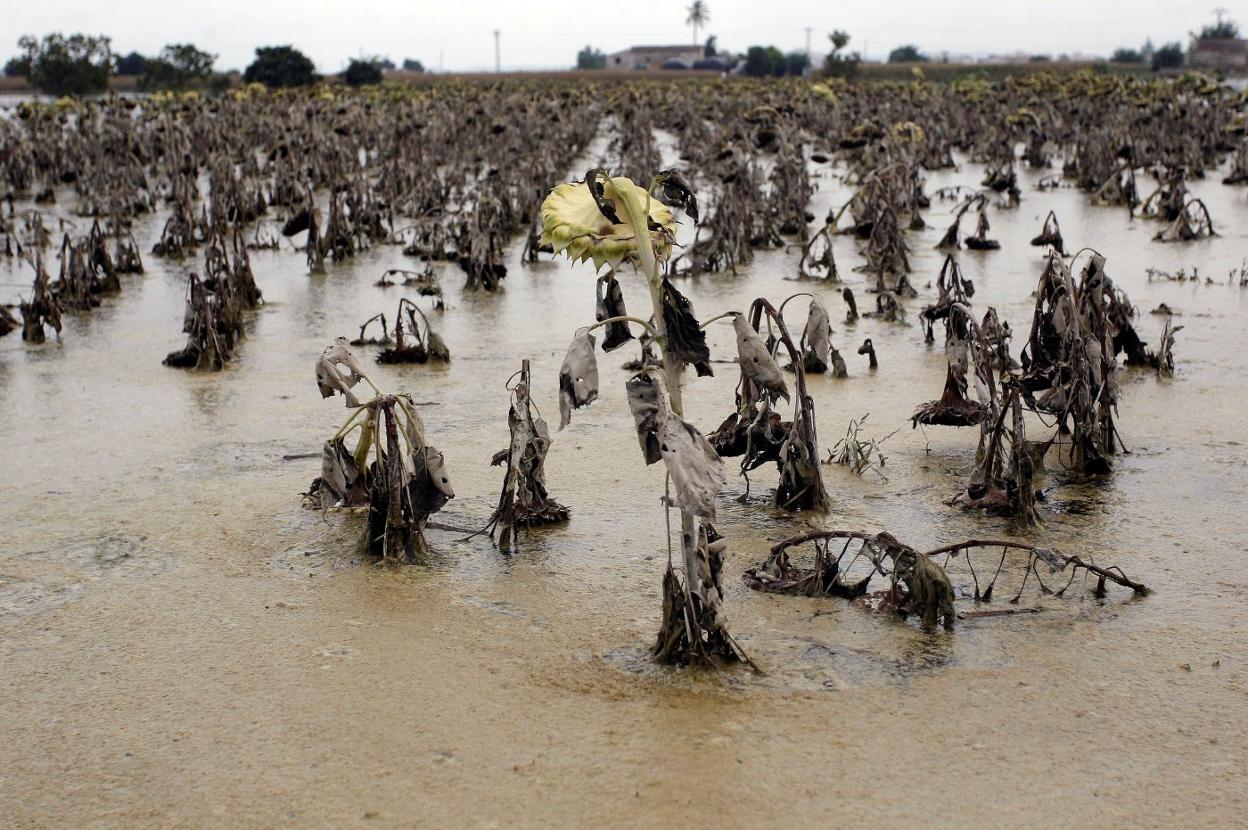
left=805, top=27, right=813, bottom=58
left=494, top=30, right=501, bottom=73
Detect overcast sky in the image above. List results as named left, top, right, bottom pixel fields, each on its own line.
left=8, top=1, right=1240, bottom=72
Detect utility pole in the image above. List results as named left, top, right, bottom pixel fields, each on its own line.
left=494, top=30, right=501, bottom=73
left=805, top=27, right=812, bottom=58
left=1212, top=7, right=1228, bottom=27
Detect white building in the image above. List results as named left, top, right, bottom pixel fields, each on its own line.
left=1190, top=38, right=1248, bottom=70
left=606, top=45, right=705, bottom=70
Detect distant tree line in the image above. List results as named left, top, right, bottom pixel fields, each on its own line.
left=742, top=46, right=809, bottom=77
left=140, top=44, right=216, bottom=90
left=5, top=33, right=431, bottom=95
left=12, top=33, right=112, bottom=96
left=7, top=33, right=220, bottom=94
left=1105, top=15, right=1240, bottom=72
left=1108, top=41, right=1185, bottom=71
left=8, top=16, right=1239, bottom=96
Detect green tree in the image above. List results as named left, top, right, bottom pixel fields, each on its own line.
left=1195, top=19, right=1240, bottom=40
left=743, top=46, right=775, bottom=77
left=114, top=51, right=147, bottom=76
left=18, top=33, right=112, bottom=96
left=888, top=44, right=927, bottom=63
left=767, top=46, right=785, bottom=76
left=243, top=45, right=318, bottom=87
left=4, top=55, right=31, bottom=77
left=704, top=35, right=718, bottom=58
left=343, top=59, right=383, bottom=87
left=402, top=58, right=424, bottom=72
left=1111, top=48, right=1143, bottom=64
left=1152, top=42, right=1184, bottom=70
left=785, top=51, right=811, bottom=77
left=687, top=1, right=710, bottom=47
left=141, top=43, right=215, bottom=90
left=823, top=30, right=860, bottom=79
left=576, top=46, right=606, bottom=69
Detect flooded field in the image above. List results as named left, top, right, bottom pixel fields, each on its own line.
left=2, top=86, right=1248, bottom=827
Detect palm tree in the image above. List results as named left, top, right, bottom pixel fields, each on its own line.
left=687, top=1, right=709, bottom=49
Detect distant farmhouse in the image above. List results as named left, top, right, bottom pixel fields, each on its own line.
left=607, top=45, right=706, bottom=70
left=1189, top=37, right=1248, bottom=70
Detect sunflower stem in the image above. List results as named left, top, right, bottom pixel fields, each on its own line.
left=611, top=174, right=704, bottom=656
left=585, top=314, right=659, bottom=341
left=698, top=310, right=738, bottom=330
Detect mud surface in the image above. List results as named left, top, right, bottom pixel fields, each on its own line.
left=2, top=146, right=1247, bottom=827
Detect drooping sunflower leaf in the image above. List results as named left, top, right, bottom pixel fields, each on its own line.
left=802, top=295, right=832, bottom=373
left=316, top=337, right=369, bottom=407
left=625, top=371, right=665, bottom=465
left=1033, top=547, right=1068, bottom=575
left=659, top=415, right=725, bottom=520
left=281, top=207, right=311, bottom=237
left=659, top=278, right=713, bottom=377
left=595, top=272, right=634, bottom=352
left=409, top=446, right=454, bottom=519
left=318, top=437, right=369, bottom=508
left=558, top=326, right=599, bottom=430
left=425, top=328, right=451, bottom=362
left=733, top=313, right=789, bottom=402
left=585, top=168, right=622, bottom=225
left=655, top=169, right=699, bottom=224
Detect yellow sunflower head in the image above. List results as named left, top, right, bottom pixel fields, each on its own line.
left=890, top=120, right=926, bottom=145
left=540, top=174, right=676, bottom=272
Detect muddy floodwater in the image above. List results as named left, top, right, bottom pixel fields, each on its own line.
left=3, top=143, right=1248, bottom=827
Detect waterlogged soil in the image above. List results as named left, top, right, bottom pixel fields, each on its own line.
left=2, top=146, right=1248, bottom=828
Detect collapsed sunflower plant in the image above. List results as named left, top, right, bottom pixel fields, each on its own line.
left=541, top=169, right=754, bottom=668
left=304, top=338, right=454, bottom=564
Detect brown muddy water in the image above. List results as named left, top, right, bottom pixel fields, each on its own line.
left=2, top=144, right=1247, bottom=828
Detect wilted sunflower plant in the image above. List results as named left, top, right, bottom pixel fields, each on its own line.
left=542, top=169, right=754, bottom=667
left=305, top=338, right=454, bottom=564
